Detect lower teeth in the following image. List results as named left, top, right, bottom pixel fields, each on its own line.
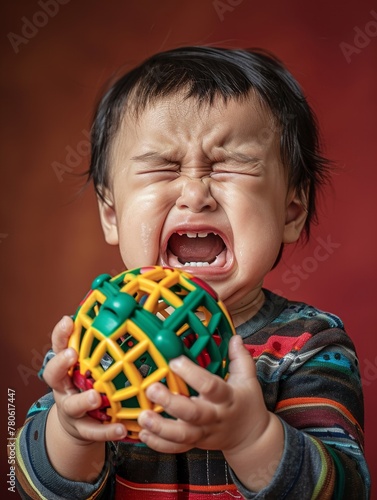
left=184, top=261, right=210, bottom=267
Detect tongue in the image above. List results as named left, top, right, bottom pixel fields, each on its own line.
left=168, top=233, right=225, bottom=264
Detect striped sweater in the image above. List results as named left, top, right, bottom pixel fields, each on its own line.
left=15, top=289, right=370, bottom=499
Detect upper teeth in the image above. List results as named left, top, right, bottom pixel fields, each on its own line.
left=184, top=232, right=208, bottom=238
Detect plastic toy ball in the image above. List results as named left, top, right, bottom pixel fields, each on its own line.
left=68, top=266, right=236, bottom=438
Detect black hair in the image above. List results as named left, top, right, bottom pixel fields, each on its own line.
left=89, top=46, right=331, bottom=241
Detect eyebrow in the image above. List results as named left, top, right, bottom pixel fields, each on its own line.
left=130, top=152, right=165, bottom=162
left=220, top=151, right=261, bottom=163
left=130, top=151, right=261, bottom=164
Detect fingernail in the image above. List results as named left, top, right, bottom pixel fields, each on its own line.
left=169, top=356, right=184, bottom=370
left=234, top=334, right=243, bottom=345
left=115, top=425, right=126, bottom=437
left=146, top=384, right=157, bottom=401
left=138, top=430, right=147, bottom=442
left=139, top=413, right=153, bottom=429
left=88, top=390, right=97, bottom=405
left=63, top=348, right=75, bottom=361
left=60, top=316, right=71, bottom=331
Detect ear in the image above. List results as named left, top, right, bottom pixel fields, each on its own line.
left=283, top=189, right=308, bottom=244
left=97, top=188, right=119, bottom=245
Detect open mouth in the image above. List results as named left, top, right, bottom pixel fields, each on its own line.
left=166, top=231, right=228, bottom=268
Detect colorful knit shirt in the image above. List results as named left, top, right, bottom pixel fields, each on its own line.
left=15, top=289, right=370, bottom=499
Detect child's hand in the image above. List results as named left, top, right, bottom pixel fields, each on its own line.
left=137, top=335, right=284, bottom=492
left=43, top=316, right=127, bottom=444
left=41, top=316, right=127, bottom=481
left=138, top=335, right=271, bottom=452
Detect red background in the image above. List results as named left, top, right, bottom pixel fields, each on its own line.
left=1, top=0, right=376, bottom=495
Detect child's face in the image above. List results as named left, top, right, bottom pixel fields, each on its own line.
left=99, top=94, right=306, bottom=324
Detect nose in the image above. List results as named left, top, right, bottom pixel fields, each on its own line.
left=176, top=177, right=217, bottom=213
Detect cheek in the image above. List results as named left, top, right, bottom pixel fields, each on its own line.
left=116, top=211, right=157, bottom=268
left=229, top=190, right=286, bottom=264
left=115, top=188, right=173, bottom=267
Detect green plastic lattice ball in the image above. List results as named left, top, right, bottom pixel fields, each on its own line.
left=68, top=266, right=235, bottom=438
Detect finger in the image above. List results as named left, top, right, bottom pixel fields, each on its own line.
left=61, top=389, right=102, bottom=419
left=43, top=347, right=78, bottom=394
left=146, top=382, right=215, bottom=423
left=138, top=429, right=186, bottom=453
left=138, top=432, right=190, bottom=454
left=138, top=413, right=195, bottom=453
left=75, top=417, right=127, bottom=442
left=51, top=316, right=74, bottom=353
left=227, top=335, right=257, bottom=382
left=169, top=356, right=231, bottom=404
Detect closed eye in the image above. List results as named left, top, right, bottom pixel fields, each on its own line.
left=130, top=152, right=180, bottom=177
left=211, top=156, right=263, bottom=177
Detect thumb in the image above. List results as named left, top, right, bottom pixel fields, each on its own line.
left=51, top=316, right=74, bottom=353
left=227, top=335, right=257, bottom=382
